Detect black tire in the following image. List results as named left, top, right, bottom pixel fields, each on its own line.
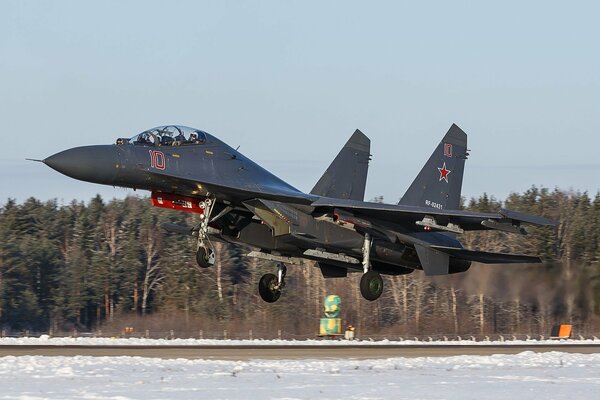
left=258, top=273, right=281, bottom=303
left=360, top=270, right=384, bottom=301
left=196, top=247, right=213, bottom=268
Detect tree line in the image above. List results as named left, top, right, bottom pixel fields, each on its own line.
left=0, top=187, right=598, bottom=338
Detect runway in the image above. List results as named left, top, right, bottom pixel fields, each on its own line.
left=1, top=343, right=599, bottom=359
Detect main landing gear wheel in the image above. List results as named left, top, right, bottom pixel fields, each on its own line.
left=360, top=270, right=384, bottom=301
left=258, top=273, right=281, bottom=303
left=258, top=263, right=286, bottom=303
left=196, top=246, right=215, bottom=268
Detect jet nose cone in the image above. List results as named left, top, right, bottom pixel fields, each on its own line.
left=44, top=145, right=120, bottom=185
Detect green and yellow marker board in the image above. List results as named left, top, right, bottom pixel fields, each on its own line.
left=323, top=294, right=341, bottom=318
left=319, top=295, right=342, bottom=335
left=320, top=318, right=341, bottom=335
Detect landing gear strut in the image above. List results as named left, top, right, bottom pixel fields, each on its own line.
left=195, top=197, right=216, bottom=268
left=258, top=263, right=286, bottom=303
left=360, top=233, right=383, bottom=301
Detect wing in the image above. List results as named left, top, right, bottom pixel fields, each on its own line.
left=311, top=197, right=557, bottom=234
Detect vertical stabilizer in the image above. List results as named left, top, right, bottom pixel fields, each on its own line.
left=398, top=124, right=468, bottom=210
left=311, top=129, right=371, bottom=200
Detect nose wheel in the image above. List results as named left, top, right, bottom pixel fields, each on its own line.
left=258, top=263, right=286, bottom=303
left=196, top=246, right=215, bottom=268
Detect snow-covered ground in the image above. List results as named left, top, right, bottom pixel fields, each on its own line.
left=1, top=352, right=599, bottom=399
left=0, top=335, right=598, bottom=346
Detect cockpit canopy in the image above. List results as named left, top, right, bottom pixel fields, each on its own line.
left=118, top=125, right=208, bottom=146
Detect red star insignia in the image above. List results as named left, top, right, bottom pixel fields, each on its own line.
left=438, top=162, right=451, bottom=183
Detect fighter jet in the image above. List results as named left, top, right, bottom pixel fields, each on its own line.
left=41, top=124, right=556, bottom=302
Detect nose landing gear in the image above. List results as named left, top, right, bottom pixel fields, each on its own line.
left=258, top=263, right=287, bottom=303
left=196, top=246, right=215, bottom=268
left=195, top=197, right=216, bottom=269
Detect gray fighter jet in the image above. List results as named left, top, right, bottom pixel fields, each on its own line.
left=41, top=124, right=556, bottom=302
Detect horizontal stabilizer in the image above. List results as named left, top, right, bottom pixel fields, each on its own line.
left=431, top=246, right=542, bottom=264
left=414, top=243, right=449, bottom=275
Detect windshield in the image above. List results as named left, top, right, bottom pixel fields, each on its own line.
left=128, top=125, right=208, bottom=146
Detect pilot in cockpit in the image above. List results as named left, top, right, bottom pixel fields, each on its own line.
left=189, top=132, right=198, bottom=143
left=137, top=133, right=150, bottom=144
left=174, top=131, right=186, bottom=144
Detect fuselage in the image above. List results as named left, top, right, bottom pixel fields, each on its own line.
left=44, top=125, right=468, bottom=274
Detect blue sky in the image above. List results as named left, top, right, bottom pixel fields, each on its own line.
left=1, top=1, right=599, bottom=205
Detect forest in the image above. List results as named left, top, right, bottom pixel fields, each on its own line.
left=1, top=187, right=599, bottom=339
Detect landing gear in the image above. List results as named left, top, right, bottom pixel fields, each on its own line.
left=258, top=263, right=286, bottom=303
left=360, top=270, right=384, bottom=301
left=195, top=197, right=216, bottom=268
left=258, top=274, right=280, bottom=303
left=360, top=233, right=384, bottom=301
left=196, top=246, right=215, bottom=268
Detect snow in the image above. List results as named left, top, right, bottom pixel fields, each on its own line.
left=0, top=335, right=598, bottom=346
left=1, top=352, right=599, bottom=399
left=2, top=336, right=598, bottom=398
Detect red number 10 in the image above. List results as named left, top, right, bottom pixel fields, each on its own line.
left=149, top=150, right=165, bottom=170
